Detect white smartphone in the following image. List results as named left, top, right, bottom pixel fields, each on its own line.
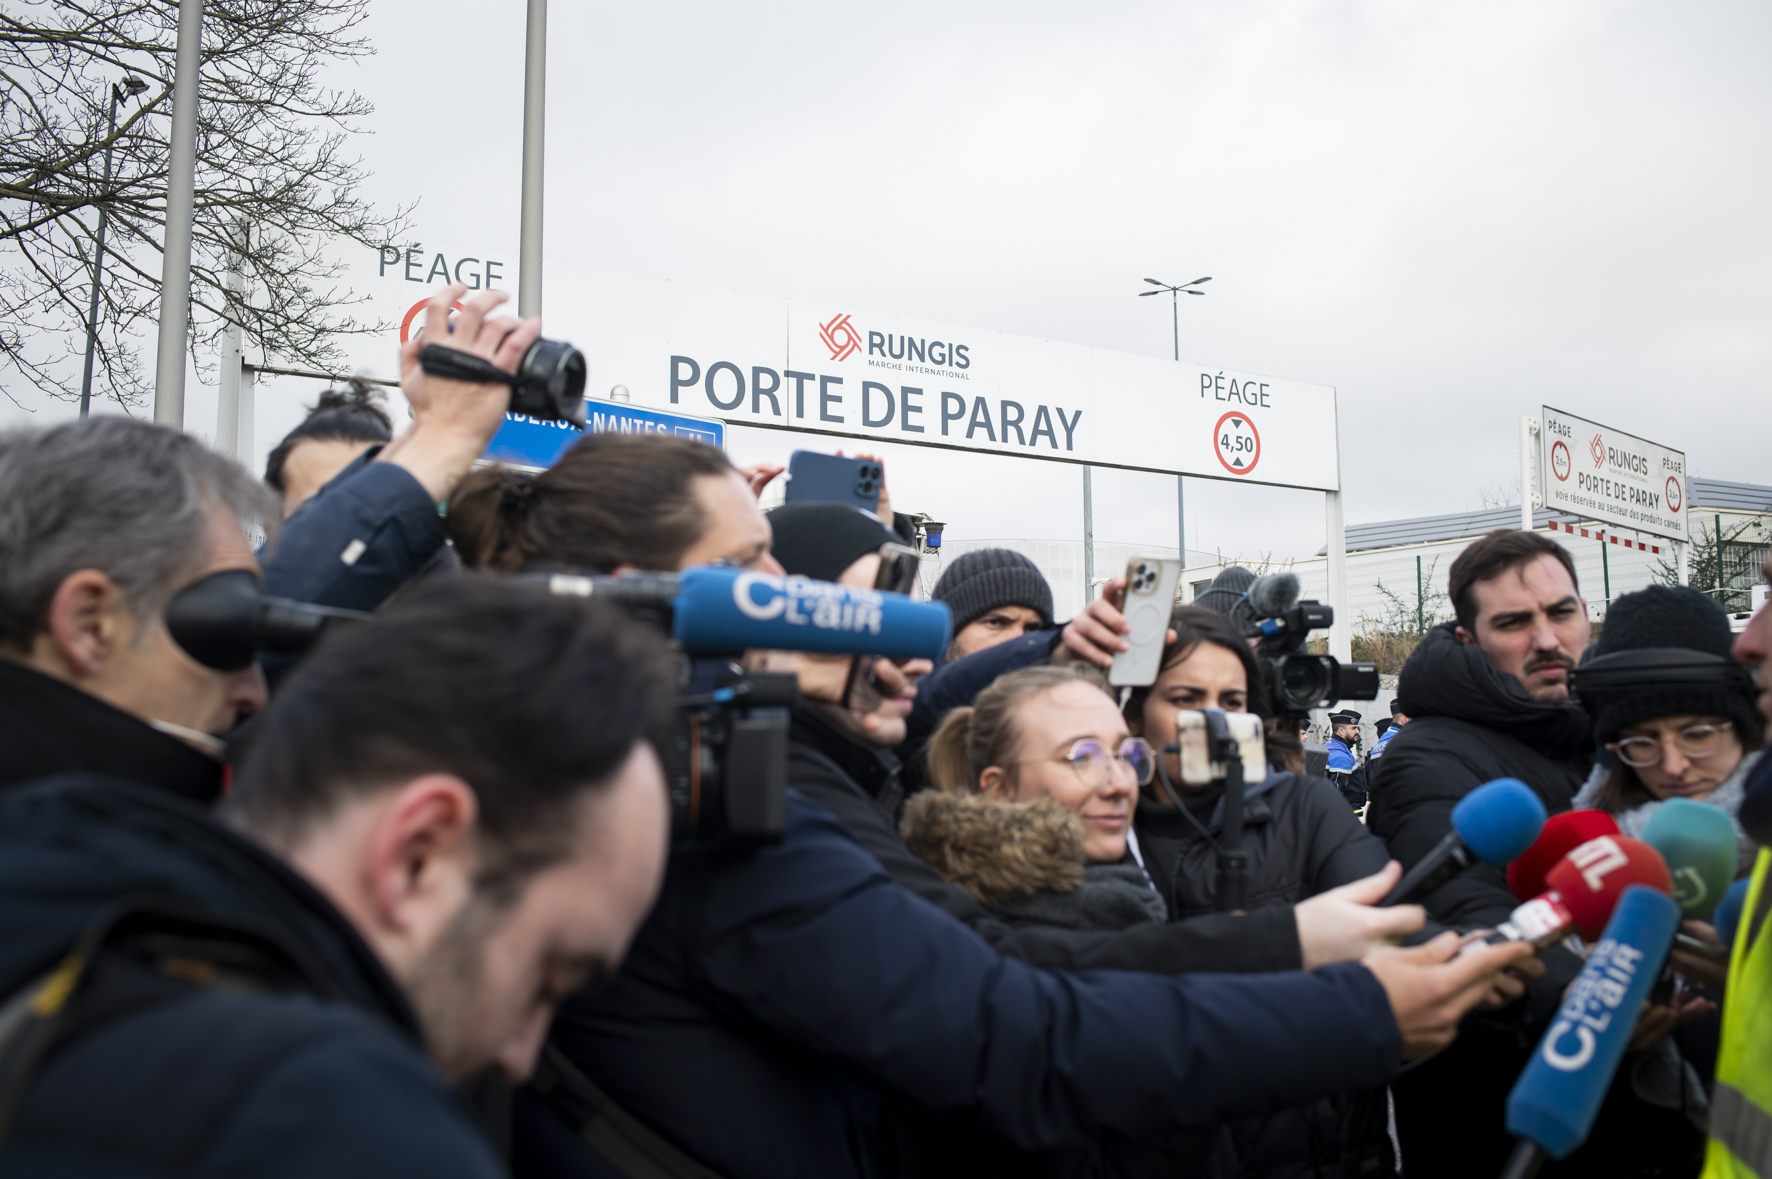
left=1108, top=557, right=1184, bottom=687
left=1173, top=710, right=1268, bottom=786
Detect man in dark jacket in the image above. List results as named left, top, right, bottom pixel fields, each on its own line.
left=0, top=417, right=277, bottom=801
left=0, top=577, right=674, bottom=1176
left=1366, top=529, right=1603, bottom=1176
left=0, top=284, right=533, bottom=799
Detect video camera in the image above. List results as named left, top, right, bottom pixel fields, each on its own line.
left=417, top=338, right=588, bottom=427
left=1231, top=573, right=1380, bottom=718
left=167, top=565, right=953, bottom=846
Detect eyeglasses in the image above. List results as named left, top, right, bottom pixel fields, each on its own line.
left=1015, top=737, right=1155, bottom=788
left=1606, top=721, right=1734, bottom=768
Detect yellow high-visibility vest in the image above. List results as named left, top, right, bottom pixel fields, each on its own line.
left=1706, top=847, right=1772, bottom=1177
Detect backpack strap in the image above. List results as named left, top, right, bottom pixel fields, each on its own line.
left=0, top=892, right=336, bottom=1149
left=532, top=1042, right=724, bottom=1179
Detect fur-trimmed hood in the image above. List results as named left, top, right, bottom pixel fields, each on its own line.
left=899, top=791, right=1085, bottom=905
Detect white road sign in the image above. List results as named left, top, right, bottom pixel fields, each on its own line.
left=1539, top=405, right=1688, bottom=543
left=340, top=248, right=1344, bottom=492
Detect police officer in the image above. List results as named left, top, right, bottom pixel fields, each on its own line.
left=1326, top=710, right=1368, bottom=811
left=1369, top=699, right=1408, bottom=762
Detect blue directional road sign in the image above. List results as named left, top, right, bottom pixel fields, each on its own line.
left=483, top=402, right=725, bottom=469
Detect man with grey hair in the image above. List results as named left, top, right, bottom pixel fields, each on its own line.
left=0, top=419, right=276, bottom=802
left=0, top=283, right=535, bottom=803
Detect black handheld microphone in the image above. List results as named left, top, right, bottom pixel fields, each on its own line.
left=1381, top=778, right=1547, bottom=907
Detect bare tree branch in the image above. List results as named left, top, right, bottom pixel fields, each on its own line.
left=0, top=0, right=409, bottom=410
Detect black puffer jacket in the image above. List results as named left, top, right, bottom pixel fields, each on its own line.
left=1366, top=623, right=1702, bottom=1178
left=1128, top=772, right=1396, bottom=1179
left=0, top=776, right=505, bottom=1178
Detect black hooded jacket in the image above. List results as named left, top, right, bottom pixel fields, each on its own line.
left=0, top=775, right=504, bottom=1178
left=1366, top=621, right=1592, bottom=939
left=1362, top=623, right=1698, bottom=1179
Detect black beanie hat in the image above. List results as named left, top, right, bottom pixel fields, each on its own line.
left=765, top=502, right=900, bottom=583
left=1582, top=584, right=1763, bottom=748
left=1194, top=565, right=1255, bottom=617
left=930, top=548, right=1054, bottom=631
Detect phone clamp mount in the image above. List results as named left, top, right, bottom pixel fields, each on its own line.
left=1152, top=708, right=1269, bottom=913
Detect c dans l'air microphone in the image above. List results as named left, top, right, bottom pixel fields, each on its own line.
left=1641, top=798, right=1739, bottom=921
left=1500, top=884, right=1683, bottom=1178
left=1468, top=835, right=1671, bottom=954
left=1508, top=810, right=1621, bottom=903
left=542, top=565, right=954, bottom=660
left=1380, top=778, right=1547, bottom=907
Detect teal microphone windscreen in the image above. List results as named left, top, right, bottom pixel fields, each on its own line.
left=1641, top=799, right=1738, bottom=921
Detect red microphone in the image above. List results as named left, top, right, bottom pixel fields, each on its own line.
left=1472, top=835, right=1671, bottom=951
left=1507, top=809, right=1621, bottom=903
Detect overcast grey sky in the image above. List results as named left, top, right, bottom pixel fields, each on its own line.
left=11, top=1, right=1768, bottom=562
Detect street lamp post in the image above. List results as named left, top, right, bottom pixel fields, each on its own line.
left=78, top=75, right=148, bottom=418
left=1138, top=275, right=1211, bottom=568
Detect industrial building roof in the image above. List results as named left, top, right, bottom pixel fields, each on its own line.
left=1316, top=475, right=1771, bottom=556
left=1692, top=476, right=1772, bottom=514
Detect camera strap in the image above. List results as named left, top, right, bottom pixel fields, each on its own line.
left=531, top=1042, right=724, bottom=1179
left=417, top=344, right=516, bottom=387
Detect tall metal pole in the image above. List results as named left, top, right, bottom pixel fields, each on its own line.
left=518, top=0, right=547, bottom=317
left=1173, top=287, right=1185, bottom=567
left=152, top=0, right=205, bottom=428
left=214, top=261, right=244, bottom=459
left=1519, top=416, right=1539, bottom=533
left=1083, top=465, right=1095, bottom=608
left=79, top=85, right=124, bottom=418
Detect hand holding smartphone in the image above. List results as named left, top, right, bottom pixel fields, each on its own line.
left=1108, top=558, right=1183, bottom=687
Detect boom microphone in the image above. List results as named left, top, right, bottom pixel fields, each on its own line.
left=1381, top=778, right=1547, bottom=907
left=1508, top=810, right=1621, bottom=903
left=1641, top=799, right=1739, bottom=921
left=166, top=569, right=371, bottom=671
left=1501, top=885, right=1683, bottom=1171
left=1245, top=572, right=1301, bottom=619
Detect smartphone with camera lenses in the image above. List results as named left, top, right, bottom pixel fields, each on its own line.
left=783, top=451, right=884, bottom=515
left=1109, top=557, right=1183, bottom=687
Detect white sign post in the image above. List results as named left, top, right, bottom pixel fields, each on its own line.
left=1538, top=405, right=1689, bottom=544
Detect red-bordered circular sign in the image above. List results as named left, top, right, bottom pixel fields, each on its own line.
left=400, top=297, right=465, bottom=345
left=1551, top=440, right=1571, bottom=482
left=1213, top=411, right=1260, bottom=475
left=1666, top=476, right=1682, bottom=513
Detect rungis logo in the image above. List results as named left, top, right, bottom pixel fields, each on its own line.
left=819, top=313, right=862, bottom=362
left=1589, top=434, right=1607, bottom=469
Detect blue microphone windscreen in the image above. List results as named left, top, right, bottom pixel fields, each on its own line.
left=1505, top=885, right=1682, bottom=1159
left=1716, top=878, right=1751, bottom=949
left=1642, top=798, right=1739, bottom=921
left=1452, top=778, right=1548, bottom=865
left=672, top=566, right=952, bottom=660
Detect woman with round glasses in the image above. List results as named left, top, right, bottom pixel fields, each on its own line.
left=1573, top=584, right=1764, bottom=873
left=906, top=664, right=1167, bottom=932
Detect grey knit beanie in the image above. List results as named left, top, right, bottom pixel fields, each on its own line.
left=1582, top=584, right=1763, bottom=748
left=1194, top=565, right=1255, bottom=617
left=931, top=548, right=1053, bottom=631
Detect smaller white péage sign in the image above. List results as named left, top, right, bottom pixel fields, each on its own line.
left=1540, top=405, right=1688, bottom=543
